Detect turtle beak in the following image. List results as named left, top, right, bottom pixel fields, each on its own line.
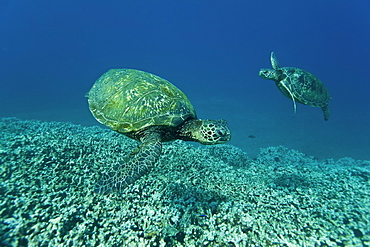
left=215, top=119, right=231, bottom=143
left=259, top=69, right=270, bottom=79
left=217, top=134, right=231, bottom=143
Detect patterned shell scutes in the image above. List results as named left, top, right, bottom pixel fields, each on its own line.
left=279, top=67, right=331, bottom=107
left=87, top=69, right=196, bottom=133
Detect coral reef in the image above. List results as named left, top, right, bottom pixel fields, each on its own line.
left=0, top=118, right=369, bottom=246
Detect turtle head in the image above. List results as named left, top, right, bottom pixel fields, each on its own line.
left=259, top=68, right=279, bottom=81
left=259, top=51, right=282, bottom=81
left=179, top=119, right=231, bottom=145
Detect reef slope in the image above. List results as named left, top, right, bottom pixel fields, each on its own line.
left=0, top=118, right=369, bottom=246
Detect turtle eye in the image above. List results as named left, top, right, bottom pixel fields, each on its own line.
left=216, top=129, right=225, bottom=136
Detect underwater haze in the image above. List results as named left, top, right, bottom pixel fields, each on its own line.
left=0, top=0, right=370, bottom=160
left=1, top=1, right=370, bottom=246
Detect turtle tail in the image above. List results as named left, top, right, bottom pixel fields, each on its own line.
left=94, top=137, right=162, bottom=194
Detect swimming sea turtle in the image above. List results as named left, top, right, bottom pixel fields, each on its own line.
left=87, top=69, right=231, bottom=193
left=259, top=52, right=331, bottom=121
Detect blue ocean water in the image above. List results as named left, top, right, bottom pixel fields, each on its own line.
left=0, top=0, right=369, bottom=160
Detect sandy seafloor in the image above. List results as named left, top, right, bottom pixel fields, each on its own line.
left=0, top=117, right=369, bottom=246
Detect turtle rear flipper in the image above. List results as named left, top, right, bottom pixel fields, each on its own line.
left=321, top=105, right=330, bottom=121
left=95, top=133, right=162, bottom=194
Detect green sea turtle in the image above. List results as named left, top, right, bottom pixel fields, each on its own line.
left=259, top=52, right=331, bottom=120
left=87, top=69, right=231, bottom=193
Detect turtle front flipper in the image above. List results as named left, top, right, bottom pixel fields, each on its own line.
left=95, top=133, right=162, bottom=194
left=270, top=51, right=280, bottom=70
left=278, top=80, right=297, bottom=114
